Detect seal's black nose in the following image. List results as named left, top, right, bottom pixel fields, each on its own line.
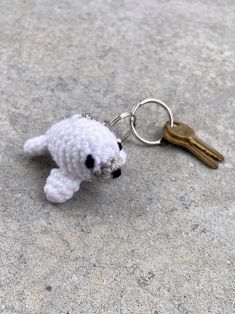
left=112, top=168, right=121, bottom=179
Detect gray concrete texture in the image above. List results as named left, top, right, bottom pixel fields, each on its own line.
left=0, top=0, right=234, bottom=313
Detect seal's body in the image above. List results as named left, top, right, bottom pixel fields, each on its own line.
left=24, top=115, right=126, bottom=203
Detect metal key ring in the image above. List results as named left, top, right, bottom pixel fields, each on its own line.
left=109, top=112, right=137, bottom=142
left=130, top=98, right=174, bottom=145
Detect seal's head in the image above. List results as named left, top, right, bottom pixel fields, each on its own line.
left=71, top=118, right=126, bottom=181
left=85, top=144, right=126, bottom=180
left=84, top=134, right=126, bottom=180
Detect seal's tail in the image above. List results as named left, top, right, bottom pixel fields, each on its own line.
left=24, top=135, right=48, bottom=157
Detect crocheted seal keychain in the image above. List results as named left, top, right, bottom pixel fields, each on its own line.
left=24, top=98, right=224, bottom=203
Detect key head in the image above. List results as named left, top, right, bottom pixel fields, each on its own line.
left=163, top=121, right=195, bottom=144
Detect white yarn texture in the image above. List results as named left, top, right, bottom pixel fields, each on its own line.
left=24, top=115, right=127, bottom=203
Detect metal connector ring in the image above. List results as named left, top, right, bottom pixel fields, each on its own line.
left=109, top=112, right=137, bottom=142
left=130, top=98, right=174, bottom=145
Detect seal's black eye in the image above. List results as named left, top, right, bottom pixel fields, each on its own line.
left=85, top=154, right=95, bottom=169
left=118, top=142, right=122, bottom=151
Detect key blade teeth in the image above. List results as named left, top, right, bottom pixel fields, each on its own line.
left=194, top=137, right=224, bottom=162
left=186, top=143, right=219, bottom=169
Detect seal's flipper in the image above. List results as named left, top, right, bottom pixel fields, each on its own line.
left=44, top=169, right=81, bottom=203
left=24, top=135, right=48, bottom=157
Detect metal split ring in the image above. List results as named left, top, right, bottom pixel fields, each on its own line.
left=107, top=98, right=174, bottom=145
left=109, top=112, right=137, bottom=142
left=130, top=98, right=174, bottom=145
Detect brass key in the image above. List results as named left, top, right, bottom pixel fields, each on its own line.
left=163, top=121, right=224, bottom=169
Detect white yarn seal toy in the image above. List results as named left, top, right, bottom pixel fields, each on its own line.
left=24, top=98, right=223, bottom=203
left=24, top=114, right=127, bottom=203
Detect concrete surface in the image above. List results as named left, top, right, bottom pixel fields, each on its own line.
left=0, top=0, right=235, bottom=313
